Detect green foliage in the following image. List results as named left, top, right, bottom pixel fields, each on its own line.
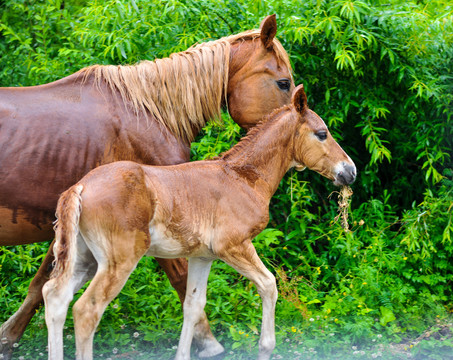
left=1, top=0, right=452, bottom=358
left=280, top=0, right=453, bottom=208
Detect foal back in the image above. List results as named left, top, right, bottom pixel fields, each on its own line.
left=62, top=160, right=267, bottom=265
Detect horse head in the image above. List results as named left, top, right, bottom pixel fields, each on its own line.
left=227, top=15, right=294, bottom=129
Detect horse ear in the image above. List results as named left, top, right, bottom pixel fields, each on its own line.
left=292, top=84, right=308, bottom=114
left=260, top=14, right=277, bottom=50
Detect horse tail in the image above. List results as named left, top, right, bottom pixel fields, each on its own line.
left=51, top=184, right=84, bottom=279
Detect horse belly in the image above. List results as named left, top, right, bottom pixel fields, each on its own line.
left=0, top=207, right=54, bottom=245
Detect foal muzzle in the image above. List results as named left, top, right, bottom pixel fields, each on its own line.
left=334, top=162, right=357, bottom=186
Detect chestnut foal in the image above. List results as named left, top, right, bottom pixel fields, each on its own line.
left=43, top=85, right=356, bottom=360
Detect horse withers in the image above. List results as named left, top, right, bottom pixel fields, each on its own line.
left=43, top=84, right=356, bottom=360
left=0, top=15, right=294, bottom=359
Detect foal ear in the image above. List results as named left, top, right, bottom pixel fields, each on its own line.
left=292, top=84, right=308, bottom=114
left=260, top=14, right=277, bottom=50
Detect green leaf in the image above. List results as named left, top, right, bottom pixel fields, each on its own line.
left=380, top=306, right=396, bottom=326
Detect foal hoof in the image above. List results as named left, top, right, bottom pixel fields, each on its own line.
left=196, top=341, right=225, bottom=359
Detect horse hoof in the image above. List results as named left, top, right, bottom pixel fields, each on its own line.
left=197, top=341, right=225, bottom=359
left=0, top=337, right=13, bottom=360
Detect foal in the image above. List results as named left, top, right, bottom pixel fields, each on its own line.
left=43, top=84, right=356, bottom=360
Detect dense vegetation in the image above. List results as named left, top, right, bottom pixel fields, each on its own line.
left=1, top=0, right=452, bottom=358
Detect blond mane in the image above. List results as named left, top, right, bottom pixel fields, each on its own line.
left=78, top=30, right=292, bottom=143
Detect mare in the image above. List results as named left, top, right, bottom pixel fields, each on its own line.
left=43, top=84, right=356, bottom=360
left=0, top=15, right=294, bottom=359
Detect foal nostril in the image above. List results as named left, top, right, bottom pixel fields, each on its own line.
left=344, top=164, right=357, bottom=184
left=336, top=163, right=356, bottom=185
left=334, top=163, right=357, bottom=186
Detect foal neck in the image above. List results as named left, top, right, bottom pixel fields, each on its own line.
left=221, top=106, right=296, bottom=197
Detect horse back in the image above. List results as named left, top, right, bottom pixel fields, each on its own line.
left=0, top=74, right=188, bottom=245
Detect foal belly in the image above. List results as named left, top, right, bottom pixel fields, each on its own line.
left=146, top=224, right=212, bottom=259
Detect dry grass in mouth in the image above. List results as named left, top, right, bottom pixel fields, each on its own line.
left=331, top=186, right=353, bottom=231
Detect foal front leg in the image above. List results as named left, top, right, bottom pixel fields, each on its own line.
left=175, top=258, right=213, bottom=360
left=155, top=257, right=223, bottom=358
left=221, top=241, right=278, bottom=360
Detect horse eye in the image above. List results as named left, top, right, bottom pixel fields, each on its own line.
left=316, top=131, right=327, bottom=141
left=276, top=79, right=291, bottom=91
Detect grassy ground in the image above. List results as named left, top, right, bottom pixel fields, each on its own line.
left=12, top=324, right=453, bottom=360
left=4, top=253, right=453, bottom=360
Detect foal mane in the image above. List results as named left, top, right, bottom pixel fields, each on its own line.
left=221, top=104, right=292, bottom=162
left=78, top=30, right=291, bottom=143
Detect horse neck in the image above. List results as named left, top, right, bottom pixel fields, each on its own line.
left=79, top=40, right=230, bottom=144
left=221, top=108, right=296, bottom=198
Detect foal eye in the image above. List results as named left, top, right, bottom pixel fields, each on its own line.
left=276, top=79, right=291, bottom=91
left=315, top=131, right=327, bottom=141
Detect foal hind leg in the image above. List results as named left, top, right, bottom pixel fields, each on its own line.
left=155, top=257, right=223, bottom=358
left=43, top=237, right=96, bottom=360
left=72, top=260, right=141, bottom=360
left=0, top=241, right=55, bottom=360
left=73, top=230, right=148, bottom=360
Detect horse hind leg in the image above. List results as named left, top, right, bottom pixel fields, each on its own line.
left=155, top=257, right=224, bottom=358
left=0, top=241, right=55, bottom=360
left=43, top=234, right=97, bottom=360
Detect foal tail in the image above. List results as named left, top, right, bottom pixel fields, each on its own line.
left=51, top=184, right=84, bottom=279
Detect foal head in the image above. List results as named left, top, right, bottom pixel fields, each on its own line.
left=227, top=15, right=294, bottom=129
left=290, top=84, right=356, bottom=186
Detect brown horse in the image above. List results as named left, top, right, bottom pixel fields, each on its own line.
left=0, top=15, right=294, bottom=359
left=43, top=84, right=356, bottom=360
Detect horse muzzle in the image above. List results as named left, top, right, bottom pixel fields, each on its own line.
left=334, top=162, right=357, bottom=186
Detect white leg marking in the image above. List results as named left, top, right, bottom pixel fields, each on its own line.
left=175, top=258, right=213, bottom=360
left=44, top=232, right=96, bottom=360
left=222, top=244, right=278, bottom=360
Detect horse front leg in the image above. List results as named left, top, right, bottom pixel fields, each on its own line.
left=0, top=240, right=55, bottom=360
left=155, top=257, right=224, bottom=358
left=221, top=241, right=278, bottom=360
left=175, top=258, right=214, bottom=360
